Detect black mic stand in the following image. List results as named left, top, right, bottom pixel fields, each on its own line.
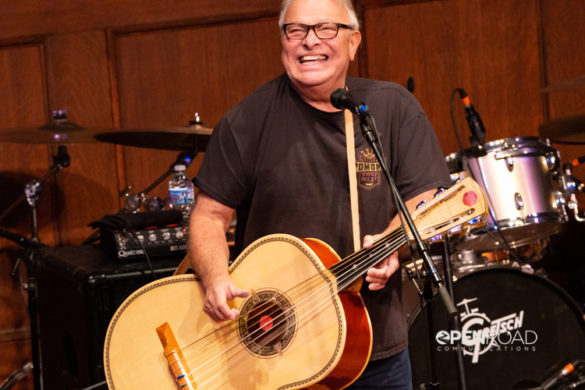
left=355, top=109, right=464, bottom=389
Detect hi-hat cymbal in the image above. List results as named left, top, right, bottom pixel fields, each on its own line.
left=94, top=124, right=213, bottom=151
left=0, top=120, right=107, bottom=144
left=541, top=75, right=585, bottom=93
left=539, top=115, right=585, bottom=144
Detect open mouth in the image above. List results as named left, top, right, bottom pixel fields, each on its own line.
left=299, top=55, right=328, bottom=64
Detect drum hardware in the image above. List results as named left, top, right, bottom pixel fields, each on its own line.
left=405, top=267, right=585, bottom=389
left=81, top=149, right=199, bottom=245
left=561, top=163, right=585, bottom=222
left=406, top=237, right=470, bottom=389
left=0, top=146, right=71, bottom=390
left=447, top=137, right=566, bottom=253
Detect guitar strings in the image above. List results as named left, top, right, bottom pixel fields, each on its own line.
left=191, top=239, right=405, bottom=389
left=180, top=230, right=406, bottom=387
left=180, top=228, right=404, bottom=362
left=180, top=227, right=404, bottom=358
left=186, top=192, right=459, bottom=358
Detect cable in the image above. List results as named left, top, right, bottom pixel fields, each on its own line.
left=128, top=230, right=157, bottom=281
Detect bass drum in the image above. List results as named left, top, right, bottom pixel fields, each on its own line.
left=405, top=267, right=585, bottom=389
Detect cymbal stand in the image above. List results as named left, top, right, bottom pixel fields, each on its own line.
left=0, top=145, right=70, bottom=390
left=0, top=145, right=71, bottom=241
left=81, top=150, right=198, bottom=244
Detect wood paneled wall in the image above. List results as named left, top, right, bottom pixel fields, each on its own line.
left=1, top=0, right=584, bottom=388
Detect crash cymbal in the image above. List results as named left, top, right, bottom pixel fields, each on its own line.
left=539, top=115, right=585, bottom=144
left=94, top=124, right=213, bottom=151
left=541, top=75, right=585, bottom=92
left=0, top=120, right=106, bottom=144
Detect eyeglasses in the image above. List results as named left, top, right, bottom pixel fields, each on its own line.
left=282, top=23, right=352, bottom=40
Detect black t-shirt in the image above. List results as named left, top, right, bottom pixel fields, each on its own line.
left=195, top=73, right=451, bottom=359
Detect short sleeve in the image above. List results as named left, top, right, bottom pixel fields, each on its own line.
left=194, top=116, right=250, bottom=208
left=392, top=112, right=451, bottom=200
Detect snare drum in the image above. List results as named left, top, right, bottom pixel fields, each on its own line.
left=449, top=137, right=566, bottom=251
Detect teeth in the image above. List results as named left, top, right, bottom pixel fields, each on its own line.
left=300, top=55, right=327, bottom=63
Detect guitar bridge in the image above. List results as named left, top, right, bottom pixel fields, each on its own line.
left=156, top=322, right=198, bottom=389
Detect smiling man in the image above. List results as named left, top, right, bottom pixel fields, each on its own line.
left=188, top=0, right=450, bottom=388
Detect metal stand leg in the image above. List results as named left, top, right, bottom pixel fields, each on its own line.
left=441, top=239, right=467, bottom=390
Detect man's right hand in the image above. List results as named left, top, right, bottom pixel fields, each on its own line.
left=203, top=275, right=249, bottom=322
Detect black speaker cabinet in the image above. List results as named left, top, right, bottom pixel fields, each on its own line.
left=28, top=245, right=183, bottom=390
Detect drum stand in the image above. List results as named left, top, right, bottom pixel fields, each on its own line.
left=410, top=236, right=468, bottom=390
left=81, top=149, right=198, bottom=245
left=0, top=145, right=70, bottom=390
left=439, top=237, right=467, bottom=390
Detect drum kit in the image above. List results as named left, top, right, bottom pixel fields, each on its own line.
left=1, top=79, right=585, bottom=389
left=403, top=80, right=585, bottom=389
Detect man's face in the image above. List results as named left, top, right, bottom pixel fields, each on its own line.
left=281, top=0, right=361, bottom=93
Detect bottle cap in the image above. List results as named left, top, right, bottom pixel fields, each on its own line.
left=174, top=164, right=186, bottom=171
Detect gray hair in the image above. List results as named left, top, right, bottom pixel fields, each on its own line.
left=278, top=0, right=360, bottom=30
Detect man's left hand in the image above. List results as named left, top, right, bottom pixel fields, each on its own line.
left=362, top=234, right=400, bottom=290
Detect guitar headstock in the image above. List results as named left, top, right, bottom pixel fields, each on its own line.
left=410, top=177, right=488, bottom=241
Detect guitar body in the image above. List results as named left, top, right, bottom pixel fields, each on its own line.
left=104, top=234, right=372, bottom=390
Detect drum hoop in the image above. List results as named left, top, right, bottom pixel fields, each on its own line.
left=455, top=266, right=585, bottom=318
left=407, top=266, right=585, bottom=328
left=480, top=136, right=556, bottom=155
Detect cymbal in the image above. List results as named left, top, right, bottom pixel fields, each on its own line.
left=541, top=75, right=585, bottom=92
left=94, top=125, right=213, bottom=151
left=539, top=115, right=585, bottom=144
left=0, top=120, right=106, bottom=144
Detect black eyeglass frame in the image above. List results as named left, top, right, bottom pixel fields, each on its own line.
left=281, top=23, right=353, bottom=40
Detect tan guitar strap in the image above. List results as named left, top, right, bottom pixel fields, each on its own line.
left=174, top=254, right=190, bottom=275
left=344, top=109, right=361, bottom=252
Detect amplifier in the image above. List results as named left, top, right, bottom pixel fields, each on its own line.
left=100, top=225, right=189, bottom=260
left=28, top=245, right=183, bottom=389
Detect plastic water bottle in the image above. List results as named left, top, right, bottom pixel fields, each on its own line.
left=168, top=164, right=195, bottom=222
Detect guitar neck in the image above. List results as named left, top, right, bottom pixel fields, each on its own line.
left=328, top=228, right=407, bottom=290
left=325, top=177, right=488, bottom=291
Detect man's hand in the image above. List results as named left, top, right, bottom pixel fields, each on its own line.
left=203, top=275, right=249, bottom=322
left=362, top=234, right=400, bottom=291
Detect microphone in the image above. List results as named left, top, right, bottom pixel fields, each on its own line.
left=330, top=88, right=369, bottom=115
left=571, top=155, right=585, bottom=168
left=0, top=362, right=33, bottom=390
left=541, top=361, right=577, bottom=389
left=459, top=89, right=486, bottom=146
left=406, top=76, right=415, bottom=93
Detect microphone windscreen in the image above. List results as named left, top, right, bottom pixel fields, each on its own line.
left=330, top=88, right=351, bottom=110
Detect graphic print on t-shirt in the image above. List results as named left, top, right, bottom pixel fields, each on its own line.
left=356, top=147, right=381, bottom=190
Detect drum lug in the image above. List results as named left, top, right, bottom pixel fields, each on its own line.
left=505, top=157, right=514, bottom=172
left=546, top=153, right=558, bottom=170
left=514, top=192, right=524, bottom=211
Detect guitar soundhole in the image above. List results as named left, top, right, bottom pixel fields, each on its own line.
left=237, top=289, right=296, bottom=357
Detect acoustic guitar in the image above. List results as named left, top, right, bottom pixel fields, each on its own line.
left=103, top=177, right=486, bottom=389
